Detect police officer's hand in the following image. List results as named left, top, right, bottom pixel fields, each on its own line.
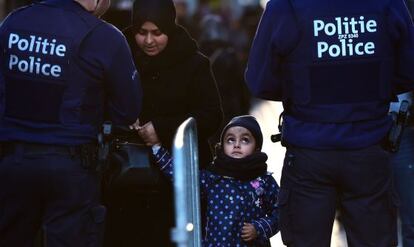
left=241, top=223, right=258, bottom=242
left=137, top=121, right=161, bottom=146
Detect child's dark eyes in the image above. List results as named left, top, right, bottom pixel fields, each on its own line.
left=225, top=137, right=251, bottom=144
left=241, top=137, right=251, bottom=144
left=226, top=137, right=235, bottom=144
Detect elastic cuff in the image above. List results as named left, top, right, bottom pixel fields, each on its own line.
left=151, top=144, right=161, bottom=155
left=252, top=220, right=268, bottom=241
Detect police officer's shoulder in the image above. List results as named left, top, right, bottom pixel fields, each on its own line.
left=93, top=20, right=128, bottom=43
left=9, top=3, right=32, bottom=14
left=0, top=4, right=32, bottom=27
left=388, top=0, right=414, bottom=24
left=265, top=0, right=290, bottom=11
left=99, top=20, right=124, bottom=38
left=259, top=0, right=297, bottom=34
left=78, top=19, right=131, bottom=63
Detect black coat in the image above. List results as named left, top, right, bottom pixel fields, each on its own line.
left=124, top=25, right=223, bottom=166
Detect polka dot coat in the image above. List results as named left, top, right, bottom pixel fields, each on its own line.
left=154, top=147, right=280, bottom=246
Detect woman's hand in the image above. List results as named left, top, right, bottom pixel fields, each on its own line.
left=241, top=223, right=258, bottom=242
left=137, top=121, right=161, bottom=146
left=130, top=118, right=141, bottom=130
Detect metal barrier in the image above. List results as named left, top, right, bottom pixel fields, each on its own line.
left=171, top=117, right=202, bottom=247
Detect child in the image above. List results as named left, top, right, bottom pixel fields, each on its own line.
left=151, top=115, right=279, bottom=246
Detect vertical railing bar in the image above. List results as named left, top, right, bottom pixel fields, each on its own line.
left=171, top=117, right=201, bottom=247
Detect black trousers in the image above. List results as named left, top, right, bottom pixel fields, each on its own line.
left=103, top=178, right=175, bottom=247
left=279, top=145, right=398, bottom=247
left=0, top=143, right=104, bottom=247
left=391, top=127, right=414, bottom=247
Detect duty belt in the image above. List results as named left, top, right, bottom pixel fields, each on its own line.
left=0, top=142, right=98, bottom=170
left=0, top=142, right=80, bottom=156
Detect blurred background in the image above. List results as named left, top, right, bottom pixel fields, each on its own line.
left=1, top=0, right=413, bottom=246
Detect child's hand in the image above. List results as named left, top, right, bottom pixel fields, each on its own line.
left=241, top=223, right=258, bottom=242
left=138, top=121, right=160, bottom=146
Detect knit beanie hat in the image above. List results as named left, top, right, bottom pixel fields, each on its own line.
left=131, top=0, right=177, bottom=36
left=220, top=115, right=263, bottom=151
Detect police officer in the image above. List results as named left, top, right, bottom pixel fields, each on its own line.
left=246, top=0, right=414, bottom=246
left=390, top=92, right=414, bottom=247
left=0, top=0, right=142, bottom=246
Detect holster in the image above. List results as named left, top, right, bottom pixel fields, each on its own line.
left=271, top=111, right=286, bottom=146
left=96, top=121, right=112, bottom=173
left=385, top=100, right=411, bottom=153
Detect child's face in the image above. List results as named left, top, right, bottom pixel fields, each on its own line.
left=222, top=126, right=257, bottom=159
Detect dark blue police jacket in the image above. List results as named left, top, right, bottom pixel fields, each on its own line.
left=0, top=0, right=142, bottom=145
left=246, top=0, right=414, bottom=149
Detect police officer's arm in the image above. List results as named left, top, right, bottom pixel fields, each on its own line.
left=104, top=35, right=142, bottom=124
left=78, top=23, right=142, bottom=125
left=245, top=0, right=299, bottom=101
left=391, top=0, right=414, bottom=94
left=96, top=28, right=143, bottom=125
left=106, top=42, right=142, bottom=124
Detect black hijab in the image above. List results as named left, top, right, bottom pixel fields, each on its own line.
left=124, top=0, right=198, bottom=74
left=131, top=0, right=177, bottom=36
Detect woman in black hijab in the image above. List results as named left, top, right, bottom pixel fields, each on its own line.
left=104, top=0, right=222, bottom=246
left=127, top=0, right=221, bottom=166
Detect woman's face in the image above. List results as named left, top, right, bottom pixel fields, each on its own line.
left=135, top=21, right=169, bottom=56
left=222, top=126, right=256, bottom=159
